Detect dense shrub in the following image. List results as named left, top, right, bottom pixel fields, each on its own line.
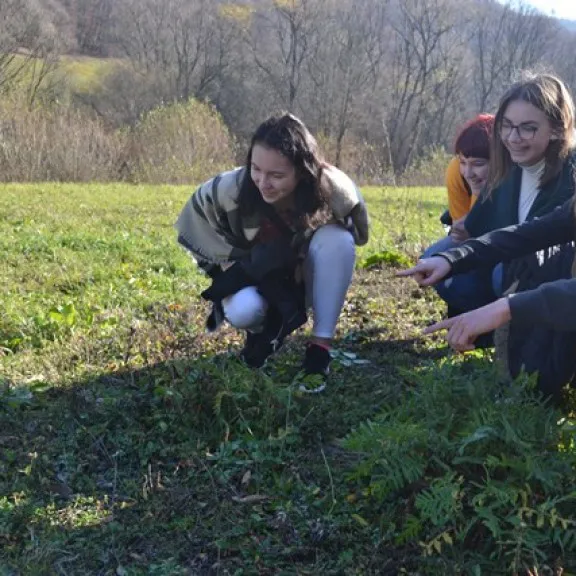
left=0, top=97, right=234, bottom=184
left=128, top=98, right=235, bottom=185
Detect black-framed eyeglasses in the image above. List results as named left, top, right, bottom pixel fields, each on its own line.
left=500, top=122, right=539, bottom=141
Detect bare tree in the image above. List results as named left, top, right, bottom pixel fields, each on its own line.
left=381, top=0, right=463, bottom=171
left=421, top=24, right=468, bottom=148
left=113, top=0, right=235, bottom=102
left=546, top=28, right=576, bottom=95
left=24, top=39, right=62, bottom=108
left=0, top=0, right=46, bottom=91
left=74, top=0, right=114, bottom=56
left=246, top=0, right=323, bottom=111
left=472, top=0, right=558, bottom=113
left=303, top=0, right=390, bottom=166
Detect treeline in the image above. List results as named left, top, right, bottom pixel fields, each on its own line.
left=2, top=0, right=576, bottom=183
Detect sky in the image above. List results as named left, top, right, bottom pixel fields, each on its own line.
left=526, top=0, right=576, bottom=20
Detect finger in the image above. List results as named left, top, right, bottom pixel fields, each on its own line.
left=423, top=317, right=456, bottom=334
left=420, top=271, right=444, bottom=286
left=454, top=338, right=476, bottom=352
left=446, top=321, right=463, bottom=349
left=451, top=324, right=476, bottom=352
left=415, top=272, right=433, bottom=286
left=410, top=273, right=423, bottom=284
left=396, top=266, right=421, bottom=278
left=453, top=328, right=472, bottom=352
left=420, top=270, right=449, bottom=287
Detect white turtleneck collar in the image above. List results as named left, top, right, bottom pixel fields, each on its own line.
left=518, top=158, right=545, bottom=223
left=521, top=157, right=545, bottom=177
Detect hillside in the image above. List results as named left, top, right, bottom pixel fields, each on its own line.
left=40, top=0, right=576, bottom=60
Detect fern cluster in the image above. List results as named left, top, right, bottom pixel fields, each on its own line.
left=344, top=356, right=576, bottom=574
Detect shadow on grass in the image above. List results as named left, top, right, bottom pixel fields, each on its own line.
left=2, top=327, right=444, bottom=574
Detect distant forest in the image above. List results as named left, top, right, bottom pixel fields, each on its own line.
left=2, top=0, right=576, bottom=181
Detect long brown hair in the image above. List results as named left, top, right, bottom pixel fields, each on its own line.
left=488, top=72, right=575, bottom=194
left=238, top=113, right=332, bottom=230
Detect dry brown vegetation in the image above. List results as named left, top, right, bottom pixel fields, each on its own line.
left=1, top=0, right=575, bottom=184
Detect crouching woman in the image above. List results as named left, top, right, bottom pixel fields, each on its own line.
left=175, top=113, right=369, bottom=393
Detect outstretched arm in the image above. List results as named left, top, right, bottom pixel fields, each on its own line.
left=425, top=276, right=576, bottom=352
left=443, top=200, right=574, bottom=275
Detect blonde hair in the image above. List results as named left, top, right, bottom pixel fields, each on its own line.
left=488, top=72, right=575, bottom=194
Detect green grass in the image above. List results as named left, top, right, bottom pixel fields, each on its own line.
left=0, top=184, right=445, bottom=381
left=2, top=183, right=575, bottom=574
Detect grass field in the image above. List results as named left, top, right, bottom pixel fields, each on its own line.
left=2, top=184, right=576, bottom=575
left=0, top=184, right=444, bottom=382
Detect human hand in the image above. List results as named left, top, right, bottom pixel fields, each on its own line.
left=423, top=298, right=512, bottom=352
left=396, top=257, right=452, bottom=287
left=450, top=217, right=470, bottom=243
left=200, top=262, right=253, bottom=302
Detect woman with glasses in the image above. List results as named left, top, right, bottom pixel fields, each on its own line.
left=399, top=72, right=576, bottom=398
left=426, top=72, right=576, bottom=322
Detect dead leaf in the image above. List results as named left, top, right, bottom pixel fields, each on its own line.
left=231, top=494, right=269, bottom=504
left=241, top=470, right=252, bottom=486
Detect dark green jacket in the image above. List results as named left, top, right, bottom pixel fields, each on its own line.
left=465, top=152, right=576, bottom=238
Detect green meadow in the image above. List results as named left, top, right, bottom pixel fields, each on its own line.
left=1, top=184, right=576, bottom=574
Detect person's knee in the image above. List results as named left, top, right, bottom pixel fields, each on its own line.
left=492, top=263, right=504, bottom=298
left=308, top=224, right=355, bottom=260
left=423, top=235, right=456, bottom=259
left=222, top=286, right=268, bottom=330
left=434, top=271, right=495, bottom=312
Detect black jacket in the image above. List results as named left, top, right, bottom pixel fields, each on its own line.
left=439, top=200, right=576, bottom=397
left=441, top=200, right=576, bottom=329
left=464, top=153, right=576, bottom=238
